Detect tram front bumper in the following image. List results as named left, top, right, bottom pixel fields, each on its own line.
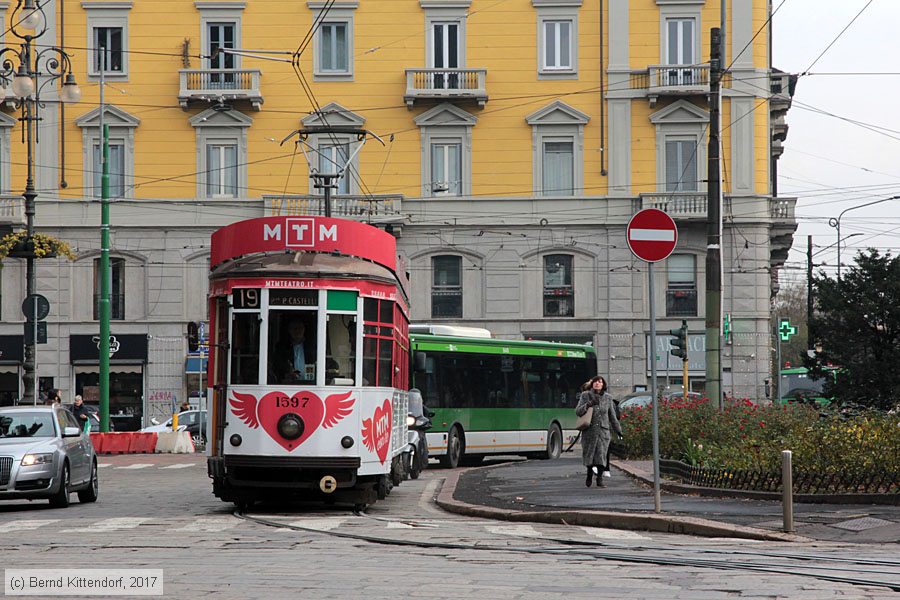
left=213, top=454, right=362, bottom=490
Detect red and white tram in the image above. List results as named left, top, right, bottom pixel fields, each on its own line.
left=205, top=216, right=409, bottom=509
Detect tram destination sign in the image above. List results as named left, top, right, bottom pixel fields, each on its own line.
left=270, top=290, right=318, bottom=307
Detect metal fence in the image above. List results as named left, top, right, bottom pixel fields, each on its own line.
left=660, top=459, right=900, bottom=495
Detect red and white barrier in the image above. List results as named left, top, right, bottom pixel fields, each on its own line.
left=87, top=431, right=194, bottom=454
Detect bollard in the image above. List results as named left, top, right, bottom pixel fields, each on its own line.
left=782, top=450, right=794, bottom=533
left=172, top=413, right=179, bottom=430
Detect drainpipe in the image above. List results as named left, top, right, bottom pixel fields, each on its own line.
left=59, top=0, right=67, bottom=189
left=600, top=0, right=606, bottom=176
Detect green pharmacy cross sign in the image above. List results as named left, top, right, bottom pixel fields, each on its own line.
left=778, top=319, right=797, bottom=342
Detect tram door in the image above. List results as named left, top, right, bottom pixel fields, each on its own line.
left=211, top=297, right=229, bottom=455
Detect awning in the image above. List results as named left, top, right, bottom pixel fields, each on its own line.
left=185, top=357, right=209, bottom=374
left=0, top=335, right=24, bottom=364
left=70, top=334, right=149, bottom=364
left=73, top=365, right=144, bottom=375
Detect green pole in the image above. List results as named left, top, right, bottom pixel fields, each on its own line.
left=99, top=120, right=110, bottom=433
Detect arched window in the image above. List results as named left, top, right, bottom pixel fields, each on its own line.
left=543, top=254, right=573, bottom=317
left=432, top=255, right=462, bottom=318
left=93, top=257, right=125, bottom=320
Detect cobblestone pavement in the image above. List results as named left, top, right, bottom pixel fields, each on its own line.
left=1, top=454, right=898, bottom=599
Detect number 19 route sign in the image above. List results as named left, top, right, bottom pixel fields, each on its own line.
left=626, top=208, right=678, bottom=263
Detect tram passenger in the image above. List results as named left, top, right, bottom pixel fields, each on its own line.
left=271, top=317, right=316, bottom=384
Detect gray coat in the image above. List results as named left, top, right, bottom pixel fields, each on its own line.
left=575, top=391, right=623, bottom=467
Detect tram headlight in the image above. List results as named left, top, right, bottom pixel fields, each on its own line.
left=406, top=415, right=416, bottom=427
left=341, top=436, right=354, bottom=449
left=229, top=434, right=242, bottom=447
left=278, top=413, right=304, bottom=440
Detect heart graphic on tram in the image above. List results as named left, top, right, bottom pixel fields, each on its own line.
left=230, top=390, right=355, bottom=451
left=362, top=398, right=393, bottom=464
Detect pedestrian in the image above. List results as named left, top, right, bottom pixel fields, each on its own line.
left=179, top=399, right=191, bottom=412
left=575, top=375, right=623, bottom=488
left=71, top=394, right=89, bottom=428
left=47, top=389, right=61, bottom=407
left=603, top=393, right=623, bottom=479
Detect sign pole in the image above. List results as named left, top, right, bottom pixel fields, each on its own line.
left=648, top=262, right=662, bottom=513
left=775, top=314, right=781, bottom=402
left=32, top=295, right=37, bottom=405
left=627, top=208, right=677, bottom=514
left=99, top=54, right=111, bottom=433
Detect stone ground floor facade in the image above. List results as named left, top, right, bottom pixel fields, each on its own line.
left=0, top=194, right=795, bottom=425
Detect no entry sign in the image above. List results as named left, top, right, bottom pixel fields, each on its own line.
left=626, top=209, right=678, bottom=263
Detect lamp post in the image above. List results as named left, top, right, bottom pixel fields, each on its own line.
left=828, top=196, right=900, bottom=280
left=1, top=0, right=81, bottom=404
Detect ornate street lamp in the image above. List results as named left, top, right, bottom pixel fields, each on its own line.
left=1, top=0, right=80, bottom=404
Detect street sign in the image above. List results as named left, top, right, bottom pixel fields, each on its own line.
left=22, top=294, right=50, bottom=321
left=778, top=319, right=797, bottom=342
left=24, top=321, right=47, bottom=344
left=626, top=209, right=678, bottom=263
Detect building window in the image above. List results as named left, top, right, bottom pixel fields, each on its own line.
left=85, top=4, right=130, bottom=80
left=542, top=139, right=574, bottom=196
left=666, top=18, right=695, bottom=65
left=207, top=22, right=237, bottom=89
left=206, top=143, right=238, bottom=197
left=543, top=254, right=573, bottom=317
left=92, top=142, right=125, bottom=198
left=542, top=20, right=572, bottom=71
left=432, top=256, right=462, bottom=318
left=319, top=22, right=349, bottom=73
left=318, top=142, right=350, bottom=195
left=430, top=142, right=461, bottom=196
left=93, top=27, right=123, bottom=73
left=666, top=254, right=697, bottom=317
left=93, top=257, right=125, bottom=321
left=665, top=137, right=698, bottom=192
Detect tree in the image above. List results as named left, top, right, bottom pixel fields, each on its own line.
left=812, top=249, right=900, bottom=410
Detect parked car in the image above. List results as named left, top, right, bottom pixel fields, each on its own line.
left=0, top=406, right=99, bottom=508
left=619, top=393, right=653, bottom=411
left=63, top=405, right=115, bottom=433
left=142, top=410, right=207, bottom=446
left=663, top=391, right=703, bottom=402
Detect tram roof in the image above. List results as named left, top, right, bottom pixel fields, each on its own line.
left=210, top=251, right=407, bottom=298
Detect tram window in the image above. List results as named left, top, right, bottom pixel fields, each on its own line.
left=378, top=338, right=392, bottom=387
left=379, top=300, right=393, bottom=324
left=230, top=313, right=260, bottom=385
left=268, top=310, right=317, bottom=385
left=362, top=337, right=377, bottom=387
left=326, top=314, right=356, bottom=386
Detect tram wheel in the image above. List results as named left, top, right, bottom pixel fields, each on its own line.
left=440, top=426, right=463, bottom=469
left=540, top=424, right=562, bottom=460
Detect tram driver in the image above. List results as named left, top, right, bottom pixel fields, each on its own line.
left=270, top=315, right=316, bottom=384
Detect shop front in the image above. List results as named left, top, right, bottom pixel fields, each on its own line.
left=71, top=334, right=148, bottom=431
left=0, top=335, right=23, bottom=406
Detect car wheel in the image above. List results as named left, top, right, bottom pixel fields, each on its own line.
left=78, top=460, right=99, bottom=503
left=49, top=463, right=70, bottom=509
left=440, top=426, right=463, bottom=469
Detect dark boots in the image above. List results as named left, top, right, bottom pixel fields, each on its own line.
left=585, top=468, right=593, bottom=487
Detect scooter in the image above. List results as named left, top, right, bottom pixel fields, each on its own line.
left=404, top=389, right=433, bottom=480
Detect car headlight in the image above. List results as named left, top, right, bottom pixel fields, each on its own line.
left=21, top=453, right=53, bottom=466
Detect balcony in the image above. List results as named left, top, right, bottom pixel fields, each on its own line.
left=666, top=288, right=697, bottom=317
left=0, top=194, right=25, bottom=229
left=178, top=69, right=263, bottom=110
left=639, top=192, right=716, bottom=221
left=264, top=194, right=404, bottom=225
left=631, top=64, right=712, bottom=106
left=404, top=68, right=488, bottom=108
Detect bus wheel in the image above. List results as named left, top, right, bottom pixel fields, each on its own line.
left=540, top=424, right=562, bottom=460
left=440, top=426, right=463, bottom=469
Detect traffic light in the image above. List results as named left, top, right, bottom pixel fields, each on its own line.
left=669, top=320, right=688, bottom=361
left=187, top=321, right=199, bottom=353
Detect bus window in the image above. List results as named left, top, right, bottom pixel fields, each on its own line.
left=326, top=314, right=356, bottom=385
left=268, top=310, right=317, bottom=385
left=230, top=313, right=260, bottom=385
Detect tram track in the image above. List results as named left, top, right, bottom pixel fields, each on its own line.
left=235, top=510, right=900, bottom=592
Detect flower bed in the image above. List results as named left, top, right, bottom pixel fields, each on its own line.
left=617, top=397, right=900, bottom=478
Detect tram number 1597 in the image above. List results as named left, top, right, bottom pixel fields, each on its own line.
left=275, top=396, right=309, bottom=408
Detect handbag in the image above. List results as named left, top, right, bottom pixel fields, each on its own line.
left=575, top=405, right=594, bottom=431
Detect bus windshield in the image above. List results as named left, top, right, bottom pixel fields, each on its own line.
left=778, top=367, right=837, bottom=404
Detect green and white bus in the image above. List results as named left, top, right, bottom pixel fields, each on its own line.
left=410, top=325, right=597, bottom=468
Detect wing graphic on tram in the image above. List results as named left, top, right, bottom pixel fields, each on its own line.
left=230, top=391, right=260, bottom=428
left=361, top=417, right=376, bottom=452
left=322, top=391, right=355, bottom=429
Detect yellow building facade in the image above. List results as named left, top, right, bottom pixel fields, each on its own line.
left=0, top=0, right=795, bottom=412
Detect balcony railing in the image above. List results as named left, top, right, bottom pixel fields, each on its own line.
left=264, top=194, right=404, bottom=223
left=640, top=192, right=711, bottom=220
left=0, top=194, right=24, bottom=226
left=404, top=68, right=488, bottom=108
left=178, top=69, right=263, bottom=110
left=666, top=288, right=698, bottom=317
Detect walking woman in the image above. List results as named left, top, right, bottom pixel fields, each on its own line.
left=575, top=375, right=622, bottom=487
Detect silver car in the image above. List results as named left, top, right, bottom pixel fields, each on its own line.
left=0, top=406, right=99, bottom=508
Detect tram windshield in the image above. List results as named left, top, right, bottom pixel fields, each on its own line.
left=268, top=311, right=318, bottom=385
